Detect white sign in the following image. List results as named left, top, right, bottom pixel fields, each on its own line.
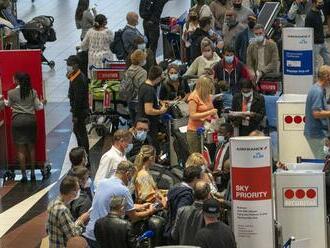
left=230, top=137, right=274, bottom=248
left=282, top=28, right=314, bottom=94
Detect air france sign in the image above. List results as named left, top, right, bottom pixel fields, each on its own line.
left=282, top=28, right=314, bottom=94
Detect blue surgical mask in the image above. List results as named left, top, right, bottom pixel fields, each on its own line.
left=218, top=135, right=226, bottom=144
left=136, top=131, right=147, bottom=142
left=255, top=35, right=264, bottom=43
left=67, top=66, right=74, bottom=74
left=224, top=55, right=234, bottom=64
left=169, top=74, right=179, bottom=81
left=138, top=43, right=146, bottom=50
left=125, top=143, right=133, bottom=154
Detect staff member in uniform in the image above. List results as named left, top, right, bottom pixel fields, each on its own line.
left=66, top=55, right=90, bottom=164
left=6, top=72, right=45, bottom=183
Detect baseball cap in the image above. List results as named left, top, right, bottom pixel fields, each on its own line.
left=203, top=198, right=220, bottom=215
left=65, top=55, right=80, bottom=66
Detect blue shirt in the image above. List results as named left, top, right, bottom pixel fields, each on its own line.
left=304, top=83, right=327, bottom=138
left=83, top=176, right=134, bottom=241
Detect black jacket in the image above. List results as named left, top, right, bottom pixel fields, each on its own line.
left=144, top=0, right=169, bottom=23
left=68, top=71, right=89, bottom=119
left=305, top=8, right=324, bottom=44
left=235, top=27, right=250, bottom=64
left=94, top=214, right=135, bottom=248
left=231, top=92, right=265, bottom=136
left=171, top=201, right=205, bottom=245
left=190, top=28, right=211, bottom=61
left=69, top=188, right=92, bottom=220
left=164, top=183, right=194, bottom=237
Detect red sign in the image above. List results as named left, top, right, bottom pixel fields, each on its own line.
left=283, top=187, right=318, bottom=207
left=232, top=166, right=272, bottom=201
left=95, top=70, right=121, bottom=80
left=103, top=90, right=111, bottom=109
left=0, top=50, right=46, bottom=166
left=258, top=81, right=278, bottom=93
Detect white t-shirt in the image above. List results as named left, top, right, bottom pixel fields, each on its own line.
left=94, top=146, right=127, bottom=188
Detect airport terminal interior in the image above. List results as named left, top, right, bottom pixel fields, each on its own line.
left=0, top=0, right=329, bottom=247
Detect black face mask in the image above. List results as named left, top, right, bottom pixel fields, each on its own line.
left=248, top=20, right=256, bottom=29
left=233, top=3, right=242, bottom=8
left=317, top=4, right=324, bottom=9
left=218, top=0, right=227, bottom=4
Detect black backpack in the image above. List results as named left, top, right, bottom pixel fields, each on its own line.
left=139, top=0, right=154, bottom=20
left=110, top=27, right=128, bottom=60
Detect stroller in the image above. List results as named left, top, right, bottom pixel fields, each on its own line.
left=0, top=7, right=56, bottom=68
left=21, top=15, right=56, bottom=69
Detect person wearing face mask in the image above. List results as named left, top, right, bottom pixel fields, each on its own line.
left=209, top=0, right=232, bottom=32
left=182, top=10, right=200, bottom=64
left=66, top=55, right=90, bottom=163
left=306, top=0, right=330, bottom=74
left=190, top=17, right=215, bottom=61
left=235, top=14, right=257, bottom=64
left=84, top=161, right=156, bottom=248
left=94, top=196, right=136, bottom=248
left=121, top=12, right=144, bottom=60
left=288, top=0, right=311, bottom=27
left=230, top=79, right=265, bottom=136
left=213, top=123, right=233, bottom=191
left=47, top=176, right=90, bottom=248
left=94, top=130, right=133, bottom=188
left=222, top=10, right=246, bottom=48
left=213, top=45, right=251, bottom=95
left=137, top=66, right=168, bottom=155
left=124, top=49, right=148, bottom=123
left=184, top=37, right=220, bottom=79
left=246, top=24, right=279, bottom=82
left=160, top=64, right=191, bottom=101
left=231, top=0, right=254, bottom=24
left=134, top=145, right=167, bottom=206
left=69, top=167, right=93, bottom=221
left=127, top=118, right=150, bottom=161
left=191, top=0, right=215, bottom=27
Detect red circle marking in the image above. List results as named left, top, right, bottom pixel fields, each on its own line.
left=295, top=189, right=305, bottom=199
left=294, top=115, right=302, bottom=124
left=285, top=115, right=293, bottom=124
left=284, top=189, right=294, bottom=199
left=306, top=189, right=316, bottom=199
left=303, top=116, right=306, bottom=123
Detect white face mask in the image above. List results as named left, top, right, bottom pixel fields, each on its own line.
left=218, top=135, right=226, bottom=143
left=84, top=178, right=92, bottom=188
left=138, top=43, right=146, bottom=50
left=74, top=189, right=81, bottom=200
left=67, top=66, right=74, bottom=74
left=140, top=60, right=146, bottom=67
left=242, top=91, right=253, bottom=98
left=169, top=73, right=179, bottom=81
left=324, top=146, right=330, bottom=155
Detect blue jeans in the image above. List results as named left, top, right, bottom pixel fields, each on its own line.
left=314, top=43, right=330, bottom=74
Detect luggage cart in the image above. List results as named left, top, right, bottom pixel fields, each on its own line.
left=88, top=60, right=128, bottom=136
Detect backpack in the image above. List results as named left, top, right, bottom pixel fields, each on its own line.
left=110, top=27, right=128, bottom=60
left=139, top=0, right=154, bottom=20
left=119, top=71, right=138, bottom=102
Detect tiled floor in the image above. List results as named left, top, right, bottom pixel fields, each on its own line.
left=0, top=0, right=145, bottom=247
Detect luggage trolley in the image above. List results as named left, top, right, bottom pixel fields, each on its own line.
left=88, top=59, right=128, bottom=136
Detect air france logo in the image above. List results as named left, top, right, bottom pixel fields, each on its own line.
left=253, top=152, right=264, bottom=159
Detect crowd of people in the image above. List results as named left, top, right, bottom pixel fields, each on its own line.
left=3, top=0, right=330, bottom=247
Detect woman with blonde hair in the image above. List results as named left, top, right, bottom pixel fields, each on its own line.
left=186, top=152, right=218, bottom=194
left=183, top=37, right=220, bottom=78
left=187, top=76, right=217, bottom=153
left=134, top=145, right=166, bottom=206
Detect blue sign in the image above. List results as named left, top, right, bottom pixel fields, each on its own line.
left=283, top=50, right=313, bottom=76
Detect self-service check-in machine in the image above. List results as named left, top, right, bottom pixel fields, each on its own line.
left=274, top=163, right=327, bottom=248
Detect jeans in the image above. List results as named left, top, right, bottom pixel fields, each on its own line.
left=73, top=116, right=89, bottom=154
left=306, top=137, right=325, bottom=159
left=314, top=43, right=330, bottom=74
left=128, top=101, right=137, bottom=125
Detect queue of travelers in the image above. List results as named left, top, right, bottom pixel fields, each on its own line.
left=2, top=0, right=329, bottom=247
